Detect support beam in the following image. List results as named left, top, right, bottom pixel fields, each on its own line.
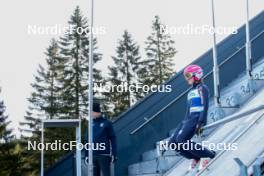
left=234, top=158, right=248, bottom=176
left=245, top=0, right=253, bottom=80
left=41, top=122, right=44, bottom=176
left=76, top=126, right=82, bottom=176
left=210, top=0, right=221, bottom=107
left=88, top=0, right=95, bottom=175
left=253, top=157, right=263, bottom=176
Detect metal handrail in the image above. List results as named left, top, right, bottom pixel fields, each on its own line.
left=130, top=29, right=264, bottom=135
left=197, top=107, right=264, bottom=175
left=202, top=104, right=264, bottom=130
left=163, top=105, right=264, bottom=176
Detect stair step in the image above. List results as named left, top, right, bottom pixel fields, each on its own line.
left=142, top=149, right=178, bottom=161
left=128, top=155, right=181, bottom=176
left=156, top=137, right=169, bottom=145
left=131, top=174, right=162, bottom=176
left=142, top=149, right=158, bottom=161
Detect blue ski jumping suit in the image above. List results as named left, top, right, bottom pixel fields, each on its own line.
left=168, top=82, right=215, bottom=160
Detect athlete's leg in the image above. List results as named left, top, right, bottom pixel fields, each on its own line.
left=168, top=122, right=184, bottom=150
left=188, top=142, right=216, bottom=159
left=169, top=122, right=200, bottom=160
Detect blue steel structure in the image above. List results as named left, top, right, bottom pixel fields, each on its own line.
left=45, top=11, right=264, bottom=176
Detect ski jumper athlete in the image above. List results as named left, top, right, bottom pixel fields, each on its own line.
left=168, top=64, right=216, bottom=170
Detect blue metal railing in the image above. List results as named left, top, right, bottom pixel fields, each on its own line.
left=130, top=30, right=264, bottom=135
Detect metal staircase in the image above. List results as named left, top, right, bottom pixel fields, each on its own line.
left=166, top=84, right=264, bottom=176
left=128, top=58, right=264, bottom=176
left=45, top=11, right=264, bottom=176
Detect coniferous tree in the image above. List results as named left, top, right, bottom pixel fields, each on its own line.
left=19, top=6, right=104, bottom=174
left=0, top=99, right=13, bottom=144
left=104, top=30, right=141, bottom=118
left=20, top=39, right=63, bottom=134
left=0, top=90, right=21, bottom=176
left=138, top=16, right=177, bottom=94
left=59, top=6, right=102, bottom=120
left=19, top=39, right=67, bottom=173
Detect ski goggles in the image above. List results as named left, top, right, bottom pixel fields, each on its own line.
left=184, top=72, right=193, bottom=80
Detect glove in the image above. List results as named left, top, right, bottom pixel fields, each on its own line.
left=111, top=155, right=118, bottom=163
left=195, top=122, right=204, bottom=135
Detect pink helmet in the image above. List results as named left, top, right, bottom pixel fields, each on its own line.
left=183, top=64, right=203, bottom=81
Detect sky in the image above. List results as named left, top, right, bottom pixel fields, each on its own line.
left=0, top=0, right=263, bottom=137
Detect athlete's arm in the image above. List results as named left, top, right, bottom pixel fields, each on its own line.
left=197, top=85, right=209, bottom=125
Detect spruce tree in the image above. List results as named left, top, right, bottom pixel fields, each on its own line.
left=0, top=100, right=13, bottom=144
left=104, top=30, right=141, bottom=118
left=19, top=39, right=67, bottom=173
left=59, top=6, right=102, bottom=120
left=20, top=39, right=63, bottom=133
left=0, top=90, right=21, bottom=176
left=19, top=6, right=104, bottom=173
left=138, top=16, right=177, bottom=93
